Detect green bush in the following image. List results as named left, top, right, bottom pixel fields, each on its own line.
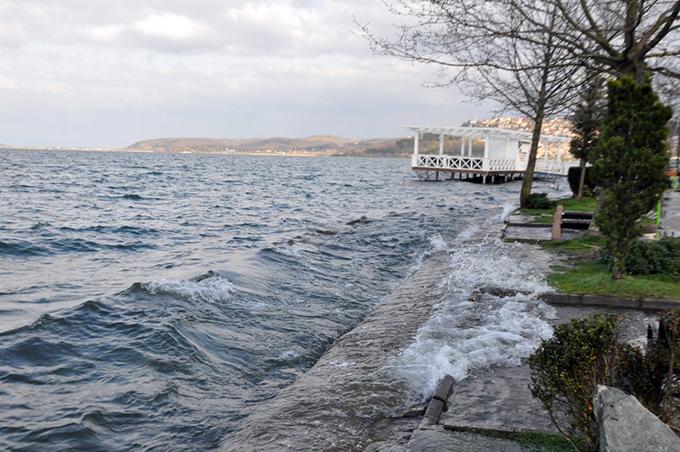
left=567, top=167, right=597, bottom=197
left=603, top=238, right=680, bottom=275
left=528, top=315, right=620, bottom=450
left=620, top=309, right=680, bottom=422
left=616, top=343, right=666, bottom=414
left=529, top=310, right=680, bottom=450
left=525, top=193, right=555, bottom=210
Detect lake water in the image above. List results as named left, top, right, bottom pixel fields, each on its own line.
left=0, top=150, right=545, bottom=449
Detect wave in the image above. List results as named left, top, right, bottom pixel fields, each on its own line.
left=0, top=239, right=50, bottom=257
left=428, top=234, right=448, bottom=253
left=392, top=231, right=556, bottom=398
left=121, top=194, right=144, bottom=200
left=134, top=271, right=236, bottom=304
left=57, top=225, right=158, bottom=235
left=49, top=238, right=154, bottom=253
left=259, top=243, right=303, bottom=260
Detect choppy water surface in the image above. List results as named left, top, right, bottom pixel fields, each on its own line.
left=0, top=150, right=541, bottom=450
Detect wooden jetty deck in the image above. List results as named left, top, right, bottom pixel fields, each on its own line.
left=408, top=126, right=576, bottom=183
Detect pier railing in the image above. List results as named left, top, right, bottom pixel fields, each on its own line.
left=412, top=154, right=484, bottom=171
left=485, top=159, right=517, bottom=172
left=534, top=160, right=578, bottom=176
left=412, top=154, right=518, bottom=172
left=412, top=153, right=579, bottom=176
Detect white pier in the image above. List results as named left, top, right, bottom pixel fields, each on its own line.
left=407, top=126, right=575, bottom=182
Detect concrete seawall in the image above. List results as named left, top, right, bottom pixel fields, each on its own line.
left=221, top=252, right=451, bottom=451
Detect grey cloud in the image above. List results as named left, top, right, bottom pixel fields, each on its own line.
left=0, top=0, right=490, bottom=147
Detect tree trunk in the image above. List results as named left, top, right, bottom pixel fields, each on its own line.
left=520, top=107, right=546, bottom=208
left=577, top=157, right=587, bottom=200
left=621, top=59, right=648, bottom=84
left=612, top=256, right=624, bottom=280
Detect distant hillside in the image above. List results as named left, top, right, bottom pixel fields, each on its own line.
left=126, top=116, right=574, bottom=157
left=127, top=135, right=416, bottom=157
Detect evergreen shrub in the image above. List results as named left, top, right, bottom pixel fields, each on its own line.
left=528, top=315, right=620, bottom=450
left=590, top=77, right=672, bottom=278
left=525, top=193, right=555, bottom=210
left=602, top=238, right=680, bottom=275
left=529, top=310, right=680, bottom=450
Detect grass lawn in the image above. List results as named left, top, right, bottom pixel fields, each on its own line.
left=520, top=197, right=598, bottom=224
left=548, top=260, right=680, bottom=299
left=540, top=233, right=604, bottom=254
left=542, top=234, right=680, bottom=299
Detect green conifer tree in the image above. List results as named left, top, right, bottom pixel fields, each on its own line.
left=591, top=77, right=672, bottom=279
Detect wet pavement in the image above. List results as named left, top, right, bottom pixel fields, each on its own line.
left=220, top=253, right=451, bottom=451
left=662, top=190, right=680, bottom=237
left=406, top=305, right=656, bottom=451
left=407, top=427, right=524, bottom=452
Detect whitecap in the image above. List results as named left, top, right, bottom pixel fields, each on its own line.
left=428, top=234, right=448, bottom=253
left=142, top=275, right=236, bottom=303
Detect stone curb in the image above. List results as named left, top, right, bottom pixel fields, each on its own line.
left=541, top=292, right=680, bottom=311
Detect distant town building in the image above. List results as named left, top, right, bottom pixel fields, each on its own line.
left=463, top=117, right=574, bottom=160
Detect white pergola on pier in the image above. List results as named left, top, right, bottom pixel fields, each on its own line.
left=408, top=126, right=575, bottom=183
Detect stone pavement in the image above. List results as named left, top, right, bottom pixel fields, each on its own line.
left=408, top=427, right=524, bottom=452
left=405, top=306, right=656, bottom=452
left=662, top=190, right=680, bottom=238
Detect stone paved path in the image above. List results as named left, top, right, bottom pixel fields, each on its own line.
left=408, top=427, right=524, bottom=452
left=406, top=306, right=656, bottom=452
left=662, top=190, right=680, bottom=238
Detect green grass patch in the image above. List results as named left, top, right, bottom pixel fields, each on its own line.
left=541, top=234, right=680, bottom=299
left=558, top=197, right=598, bottom=212
left=548, top=260, right=680, bottom=299
left=520, top=197, right=597, bottom=224
left=540, top=234, right=604, bottom=254
left=530, top=213, right=555, bottom=224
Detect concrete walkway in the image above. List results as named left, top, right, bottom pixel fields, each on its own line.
left=405, top=306, right=656, bottom=452
left=662, top=190, right=680, bottom=238
left=220, top=253, right=451, bottom=451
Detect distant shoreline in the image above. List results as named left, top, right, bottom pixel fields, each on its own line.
left=0, top=147, right=409, bottom=158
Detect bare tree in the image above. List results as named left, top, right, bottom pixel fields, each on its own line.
left=509, top=0, right=680, bottom=82
left=364, top=1, right=583, bottom=206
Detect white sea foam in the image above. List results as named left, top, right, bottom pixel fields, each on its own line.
left=143, top=275, right=236, bottom=303
left=393, top=232, right=556, bottom=398
left=498, top=203, right=516, bottom=222
left=428, top=234, right=449, bottom=253
left=275, top=244, right=302, bottom=258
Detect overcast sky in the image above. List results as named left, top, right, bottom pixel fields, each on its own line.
left=0, top=0, right=491, bottom=148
